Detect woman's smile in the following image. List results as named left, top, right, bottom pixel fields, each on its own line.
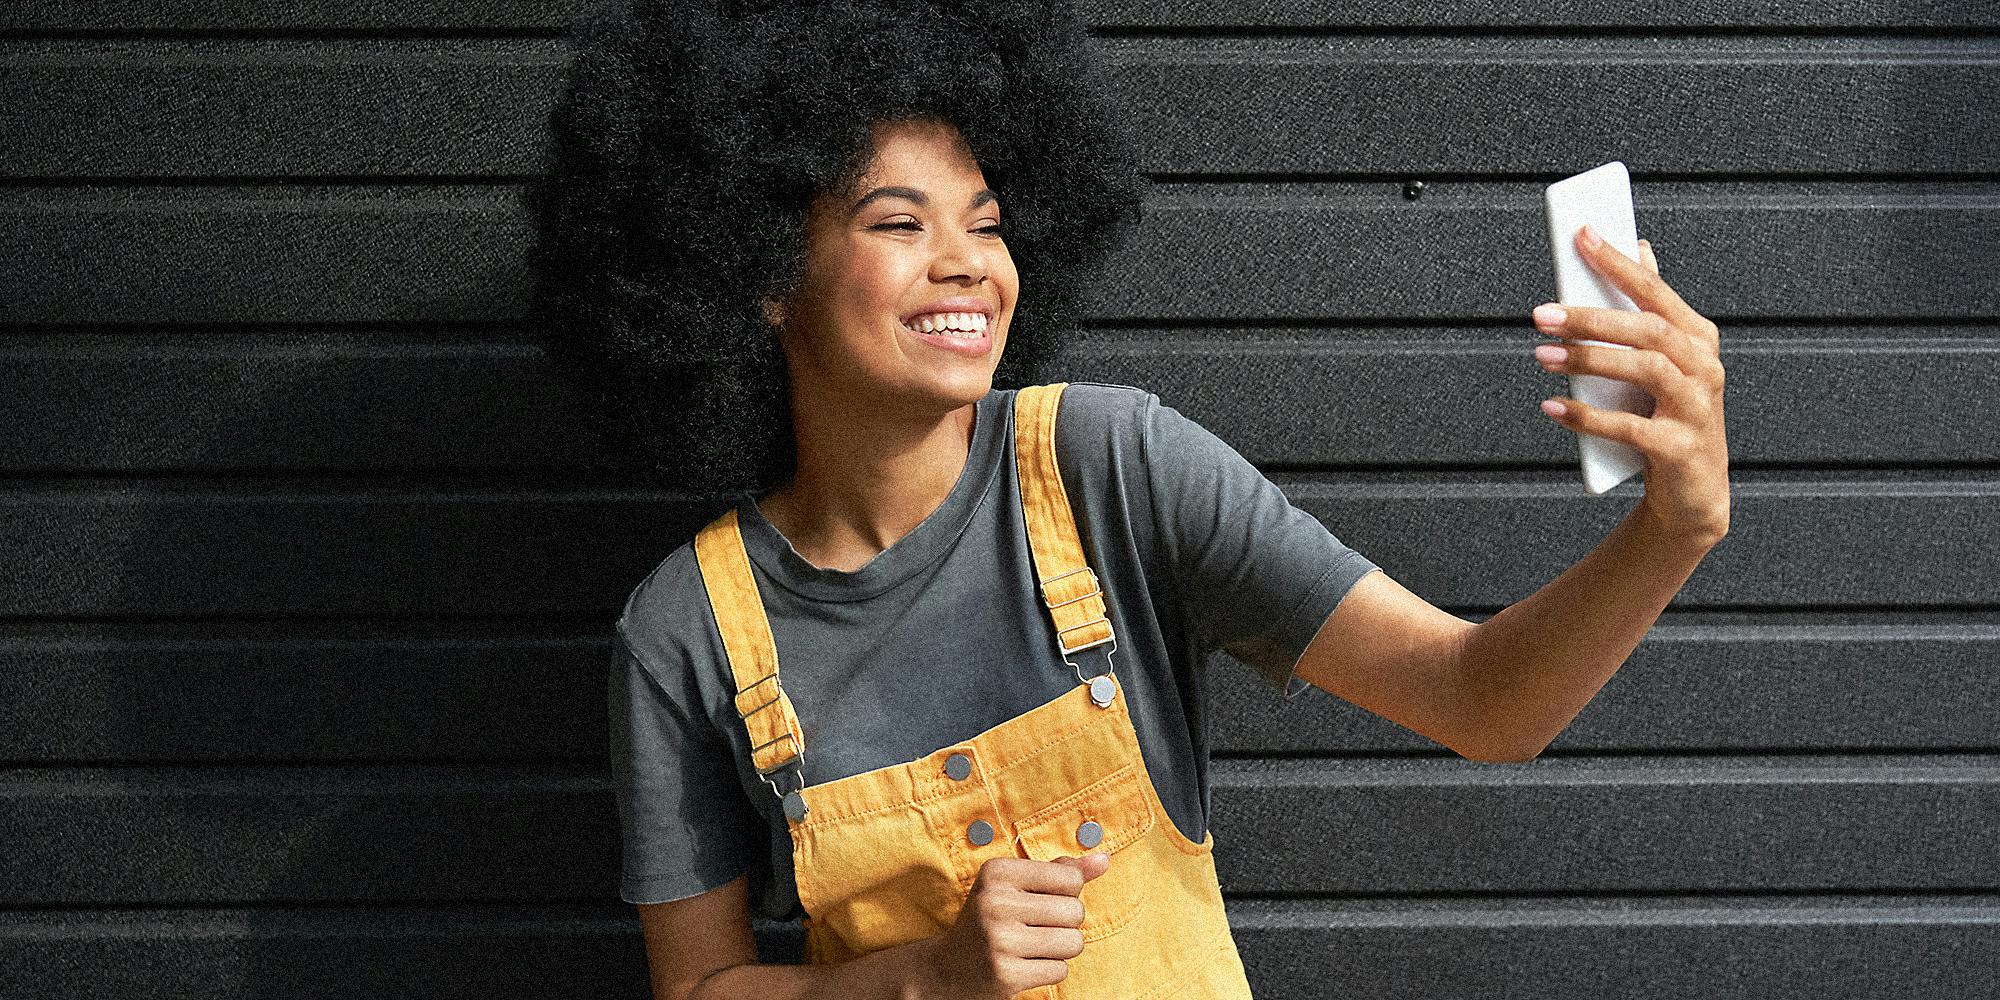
left=900, top=310, right=993, bottom=356
left=904, top=323, right=992, bottom=356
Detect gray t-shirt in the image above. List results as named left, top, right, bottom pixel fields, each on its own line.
left=610, top=381, right=1380, bottom=918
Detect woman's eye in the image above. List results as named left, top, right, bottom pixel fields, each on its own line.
left=872, top=221, right=1004, bottom=235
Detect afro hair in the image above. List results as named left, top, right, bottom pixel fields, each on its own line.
left=523, top=0, right=1149, bottom=496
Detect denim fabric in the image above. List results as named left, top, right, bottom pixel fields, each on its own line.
left=696, top=384, right=1258, bottom=997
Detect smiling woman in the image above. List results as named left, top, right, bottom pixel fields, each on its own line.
left=749, top=118, right=1025, bottom=561
left=524, top=3, right=1312, bottom=999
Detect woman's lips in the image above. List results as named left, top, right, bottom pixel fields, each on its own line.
left=901, top=319, right=992, bottom=357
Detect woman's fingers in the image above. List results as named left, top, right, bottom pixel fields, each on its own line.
left=1575, top=225, right=1708, bottom=338
left=1534, top=302, right=1707, bottom=379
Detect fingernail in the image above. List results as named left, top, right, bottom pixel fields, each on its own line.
left=1535, top=344, right=1568, bottom=365
left=1578, top=224, right=1603, bottom=250
left=1541, top=399, right=1567, bottom=418
left=1533, top=303, right=1566, bottom=326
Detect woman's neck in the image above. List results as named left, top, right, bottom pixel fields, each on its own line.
left=759, top=392, right=979, bottom=573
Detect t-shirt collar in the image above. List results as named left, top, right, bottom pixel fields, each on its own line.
left=736, top=388, right=1005, bottom=603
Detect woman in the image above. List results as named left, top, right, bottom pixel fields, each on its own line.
left=526, top=2, right=1732, bottom=999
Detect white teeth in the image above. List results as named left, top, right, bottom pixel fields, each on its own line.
left=903, top=311, right=989, bottom=338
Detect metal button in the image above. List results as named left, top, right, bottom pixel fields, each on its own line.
left=967, top=819, right=994, bottom=846
left=945, top=752, right=972, bottom=781
left=783, top=790, right=808, bottom=823
left=1076, top=820, right=1103, bottom=849
left=1089, top=675, right=1115, bottom=708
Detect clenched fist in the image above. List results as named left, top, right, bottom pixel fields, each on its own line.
left=909, top=852, right=1111, bottom=1000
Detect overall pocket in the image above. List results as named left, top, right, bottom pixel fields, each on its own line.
left=1013, top=760, right=1156, bottom=941
left=792, top=807, right=967, bottom=957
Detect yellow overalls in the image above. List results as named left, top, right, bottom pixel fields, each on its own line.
left=693, top=382, right=1259, bottom=999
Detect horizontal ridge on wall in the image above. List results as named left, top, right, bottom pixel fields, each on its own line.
left=0, top=37, right=1994, bottom=177
left=3, top=1, right=2000, bottom=32
left=1, top=183, right=1995, bottom=323
left=0, top=474, right=1991, bottom=613
left=2, top=755, right=1997, bottom=903
left=5, top=329, right=1994, bottom=470
left=3, top=898, right=1994, bottom=999
left=3, top=618, right=1996, bottom=763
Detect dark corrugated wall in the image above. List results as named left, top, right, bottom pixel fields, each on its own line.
left=2, top=2, right=1996, bottom=996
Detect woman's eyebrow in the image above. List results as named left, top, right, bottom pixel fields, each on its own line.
left=850, top=186, right=999, bottom=216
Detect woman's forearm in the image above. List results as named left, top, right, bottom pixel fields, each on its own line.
left=691, top=935, right=936, bottom=1000
left=1453, top=497, right=1721, bottom=761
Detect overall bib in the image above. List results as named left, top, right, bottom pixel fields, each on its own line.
left=693, top=382, right=1258, bottom=999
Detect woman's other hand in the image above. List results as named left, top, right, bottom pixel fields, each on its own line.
left=911, top=853, right=1111, bottom=1000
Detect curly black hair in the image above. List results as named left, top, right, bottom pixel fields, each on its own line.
left=524, top=0, right=1148, bottom=494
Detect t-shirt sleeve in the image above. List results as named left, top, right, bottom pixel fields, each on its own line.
left=1137, top=391, right=1380, bottom=698
left=607, top=616, right=764, bottom=904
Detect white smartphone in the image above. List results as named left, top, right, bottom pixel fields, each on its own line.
left=1543, top=160, right=1651, bottom=495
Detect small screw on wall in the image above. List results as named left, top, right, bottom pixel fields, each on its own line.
left=1402, top=180, right=1426, bottom=200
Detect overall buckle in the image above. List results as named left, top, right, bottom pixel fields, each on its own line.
left=733, top=670, right=782, bottom=719
left=738, top=672, right=809, bottom=820
left=751, top=732, right=808, bottom=821
left=1040, top=566, right=1119, bottom=707
left=1040, top=566, right=1114, bottom=656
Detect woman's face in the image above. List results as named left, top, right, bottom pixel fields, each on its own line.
left=767, top=118, right=1018, bottom=416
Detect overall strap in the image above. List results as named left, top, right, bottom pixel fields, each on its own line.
left=1014, top=383, right=1120, bottom=705
left=692, top=382, right=1122, bottom=823
left=693, top=508, right=808, bottom=815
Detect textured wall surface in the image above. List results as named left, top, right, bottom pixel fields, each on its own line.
left=3, top=2, right=1996, bottom=997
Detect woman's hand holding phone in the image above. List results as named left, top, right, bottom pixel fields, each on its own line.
left=1535, top=162, right=1732, bottom=543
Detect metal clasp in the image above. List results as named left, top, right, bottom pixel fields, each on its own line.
left=751, top=730, right=807, bottom=820
left=1041, top=566, right=1115, bottom=657
left=1040, top=566, right=1119, bottom=705
left=734, top=670, right=782, bottom=719
left=1040, top=565, right=1099, bottom=609
left=750, top=729, right=801, bottom=772
left=738, top=672, right=807, bottom=811
left=1070, top=636, right=1119, bottom=706
left=758, top=757, right=806, bottom=798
